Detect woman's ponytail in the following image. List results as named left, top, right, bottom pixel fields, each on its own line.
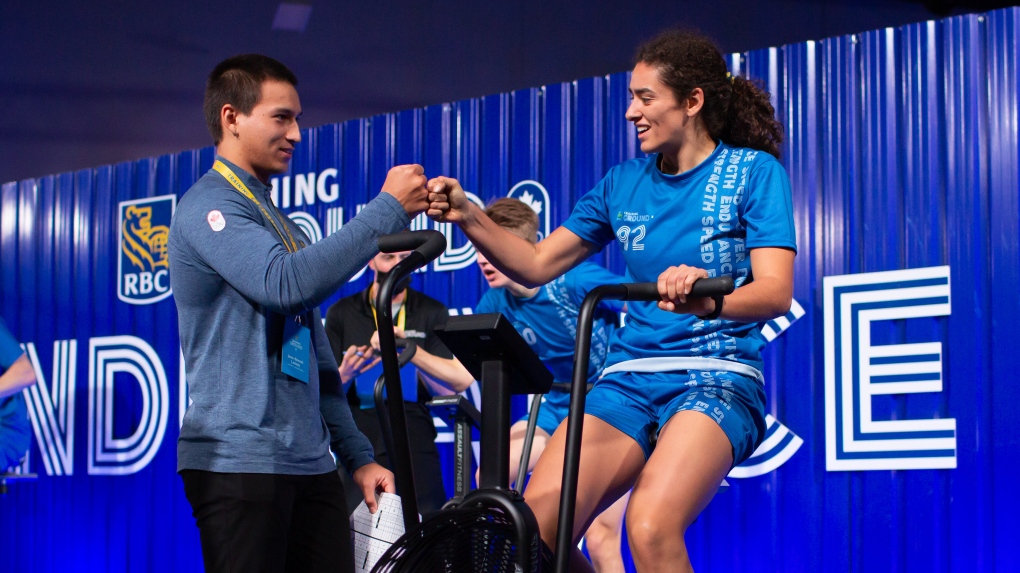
left=722, top=75, right=783, bottom=158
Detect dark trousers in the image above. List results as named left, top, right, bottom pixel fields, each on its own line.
left=342, top=404, right=447, bottom=517
left=181, top=470, right=353, bottom=573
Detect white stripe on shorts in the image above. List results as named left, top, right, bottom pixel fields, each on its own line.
left=600, top=357, right=764, bottom=385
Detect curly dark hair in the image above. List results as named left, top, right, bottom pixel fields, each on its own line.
left=204, top=54, right=298, bottom=144
left=635, top=30, right=783, bottom=158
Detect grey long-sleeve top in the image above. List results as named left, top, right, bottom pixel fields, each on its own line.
left=169, top=156, right=410, bottom=475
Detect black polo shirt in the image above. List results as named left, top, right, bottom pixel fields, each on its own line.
left=324, top=287, right=455, bottom=407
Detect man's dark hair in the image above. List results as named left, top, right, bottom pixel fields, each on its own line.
left=204, top=54, right=298, bottom=144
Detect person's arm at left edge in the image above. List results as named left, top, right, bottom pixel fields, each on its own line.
left=314, top=310, right=394, bottom=512
left=0, top=354, right=36, bottom=400
left=0, top=318, right=36, bottom=400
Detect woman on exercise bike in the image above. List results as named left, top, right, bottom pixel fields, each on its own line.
left=427, top=29, right=796, bottom=573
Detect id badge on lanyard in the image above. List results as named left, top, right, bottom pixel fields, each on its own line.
left=282, top=316, right=311, bottom=384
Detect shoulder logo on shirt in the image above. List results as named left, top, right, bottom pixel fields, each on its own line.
left=206, top=210, right=225, bottom=232
left=616, top=211, right=653, bottom=223
left=118, top=195, right=176, bottom=305
left=507, top=180, right=551, bottom=241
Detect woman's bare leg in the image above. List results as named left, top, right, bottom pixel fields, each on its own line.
left=524, top=415, right=645, bottom=573
left=583, top=491, right=630, bottom=573
left=625, top=411, right=733, bottom=573
left=475, top=420, right=550, bottom=488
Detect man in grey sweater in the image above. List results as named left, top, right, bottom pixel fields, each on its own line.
left=168, top=54, right=430, bottom=573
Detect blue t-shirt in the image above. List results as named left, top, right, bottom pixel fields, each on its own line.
left=562, top=144, right=796, bottom=375
left=475, top=262, right=624, bottom=384
left=0, top=316, right=31, bottom=471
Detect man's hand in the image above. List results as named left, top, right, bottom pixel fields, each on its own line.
left=426, top=176, right=472, bottom=223
left=338, top=345, right=380, bottom=384
left=381, top=164, right=429, bottom=216
left=352, top=462, right=396, bottom=513
left=369, top=327, right=405, bottom=353
left=656, top=264, right=715, bottom=316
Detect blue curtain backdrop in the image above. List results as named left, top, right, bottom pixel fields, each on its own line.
left=1, top=8, right=1017, bottom=572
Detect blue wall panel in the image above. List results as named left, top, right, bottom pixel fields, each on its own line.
left=929, top=15, right=980, bottom=573
left=899, top=22, right=947, bottom=573
left=985, top=9, right=1020, bottom=572
left=2, top=8, right=1019, bottom=572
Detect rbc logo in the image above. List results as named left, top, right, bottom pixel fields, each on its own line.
left=118, top=195, right=175, bottom=305
left=507, top=181, right=551, bottom=241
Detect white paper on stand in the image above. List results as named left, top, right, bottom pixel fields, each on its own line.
left=350, top=492, right=405, bottom=573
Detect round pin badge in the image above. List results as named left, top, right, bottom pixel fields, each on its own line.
left=207, top=210, right=226, bottom=232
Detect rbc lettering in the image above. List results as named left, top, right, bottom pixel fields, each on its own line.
left=122, top=270, right=169, bottom=296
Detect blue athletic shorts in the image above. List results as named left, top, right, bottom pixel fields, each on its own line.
left=516, top=389, right=570, bottom=436
left=584, top=369, right=767, bottom=466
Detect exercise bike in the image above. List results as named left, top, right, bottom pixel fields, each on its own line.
left=370, top=230, right=734, bottom=572
left=370, top=231, right=553, bottom=572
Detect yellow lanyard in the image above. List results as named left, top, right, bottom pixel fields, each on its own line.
left=371, top=290, right=407, bottom=332
left=212, top=160, right=298, bottom=253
